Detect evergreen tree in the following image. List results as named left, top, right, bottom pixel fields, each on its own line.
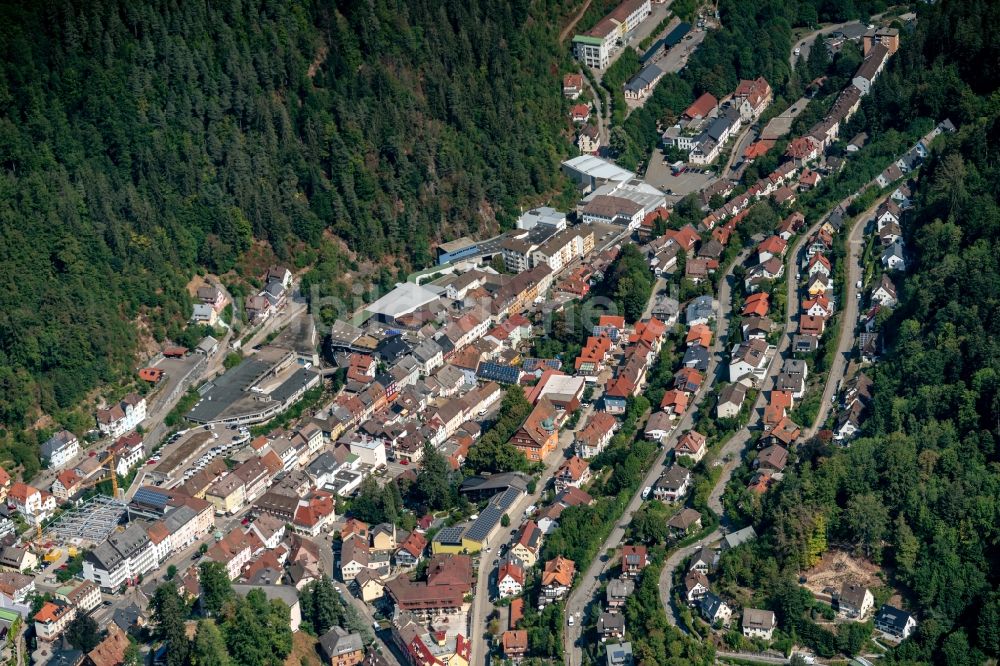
left=414, top=443, right=453, bottom=511
left=65, top=615, right=100, bottom=652
left=190, top=620, right=232, bottom=666
left=199, top=562, right=233, bottom=617
left=152, top=583, right=190, bottom=666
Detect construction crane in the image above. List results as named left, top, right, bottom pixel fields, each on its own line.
left=70, top=451, right=121, bottom=502
left=37, top=452, right=120, bottom=541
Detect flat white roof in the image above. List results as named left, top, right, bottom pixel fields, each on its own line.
left=540, top=374, right=586, bottom=397
left=562, top=155, right=635, bottom=182
left=585, top=179, right=665, bottom=212
left=366, top=282, right=440, bottom=318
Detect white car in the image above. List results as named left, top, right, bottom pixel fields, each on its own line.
left=567, top=615, right=575, bottom=626
left=642, top=486, right=652, bottom=499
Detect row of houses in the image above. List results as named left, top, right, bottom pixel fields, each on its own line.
left=82, top=495, right=214, bottom=590
left=662, top=77, right=773, bottom=165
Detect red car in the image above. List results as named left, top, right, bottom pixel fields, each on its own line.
left=400, top=460, right=409, bottom=466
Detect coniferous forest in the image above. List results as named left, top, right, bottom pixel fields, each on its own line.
left=0, top=0, right=575, bottom=436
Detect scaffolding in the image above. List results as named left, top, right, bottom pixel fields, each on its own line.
left=45, top=496, right=128, bottom=546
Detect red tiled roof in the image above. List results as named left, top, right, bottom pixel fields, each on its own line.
left=684, top=92, right=718, bottom=119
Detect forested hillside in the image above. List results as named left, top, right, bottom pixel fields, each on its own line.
left=0, top=0, right=574, bottom=442
left=720, top=1, right=1000, bottom=662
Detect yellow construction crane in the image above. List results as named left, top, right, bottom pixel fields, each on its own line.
left=74, top=451, right=120, bottom=499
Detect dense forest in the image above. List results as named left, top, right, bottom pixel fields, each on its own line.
left=0, top=0, right=577, bottom=453
left=716, top=0, right=1000, bottom=662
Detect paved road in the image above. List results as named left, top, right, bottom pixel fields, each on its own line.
left=582, top=74, right=609, bottom=147
left=562, top=252, right=739, bottom=665
left=806, top=195, right=886, bottom=436
left=468, top=443, right=572, bottom=665
left=790, top=21, right=858, bottom=68
left=725, top=127, right=758, bottom=181
left=315, top=535, right=401, bottom=661
left=658, top=528, right=722, bottom=630
left=659, top=217, right=826, bottom=629
left=721, top=126, right=756, bottom=181
left=593, top=2, right=673, bottom=84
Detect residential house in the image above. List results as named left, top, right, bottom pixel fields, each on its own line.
left=563, top=73, right=584, bottom=99
left=660, top=390, right=689, bottom=419
left=838, top=583, right=874, bottom=619
left=606, top=578, right=634, bottom=611
left=716, top=383, right=747, bottom=419
left=8, top=482, right=55, bottom=526
left=497, top=560, right=525, bottom=599
left=52, top=470, right=82, bottom=501
left=872, top=274, right=898, bottom=307
left=684, top=570, right=710, bottom=605
left=756, top=445, right=788, bottom=473
left=808, top=253, right=831, bottom=278
left=698, top=592, right=732, bottom=626
left=686, top=295, right=715, bottom=326
left=874, top=604, right=917, bottom=640
left=621, top=545, right=648, bottom=577
left=802, top=295, right=833, bottom=318
left=501, top=630, right=528, bottom=661
left=688, top=546, right=718, bottom=575
left=757, top=236, right=787, bottom=263
left=742, top=608, right=776, bottom=640
left=729, top=339, right=769, bottom=385
left=853, top=44, right=890, bottom=95
left=598, top=612, right=626, bottom=641
left=395, top=531, right=427, bottom=568
left=652, top=466, right=692, bottom=502
left=681, top=343, right=710, bottom=374
left=575, top=412, right=619, bottom=459
left=644, top=411, right=673, bottom=442
left=353, top=570, right=385, bottom=603
left=722, top=526, right=757, bottom=551
left=340, top=537, right=370, bottom=582
left=733, top=77, right=772, bottom=121
left=41, top=431, right=81, bottom=470
left=318, top=626, right=365, bottom=666
left=35, top=601, right=76, bottom=642
left=540, top=556, right=575, bottom=605
left=95, top=394, right=146, bottom=439
left=510, top=521, right=543, bottom=568
left=667, top=508, right=702, bottom=537
left=675, top=431, right=707, bottom=463
left=554, top=456, right=591, bottom=492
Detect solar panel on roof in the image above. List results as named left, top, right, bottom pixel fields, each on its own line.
left=465, top=506, right=502, bottom=542
left=435, top=526, right=465, bottom=544
left=492, top=487, right=521, bottom=511
left=132, top=487, right=169, bottom=509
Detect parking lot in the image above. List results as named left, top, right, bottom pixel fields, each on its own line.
left=147, top=424, right=249, bottom=485
left=147, top=353, right=203, bottom=413
left=644, top=153, right=717, bottom=203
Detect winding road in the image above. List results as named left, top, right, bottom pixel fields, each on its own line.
left=806, top=194, right=888, bottom=436
left=562, top=250, right=740, bottom=665
left=659, top=206, right=855, bottom=629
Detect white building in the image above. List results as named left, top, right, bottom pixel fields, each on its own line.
left=517, top=207, right=567, bottom=231
left=349, top=437, right=387, bottom=468
left=729, top=339, right=770, bottom=385
left=742, top=608, right=776, bottom=640
left=96, top=393, right=147, bottom=439
left=83, top=524, right=156, bottom=591
left=572, top=0, right=652, bottom=69
left=40, top=431, right=80, bottom=470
